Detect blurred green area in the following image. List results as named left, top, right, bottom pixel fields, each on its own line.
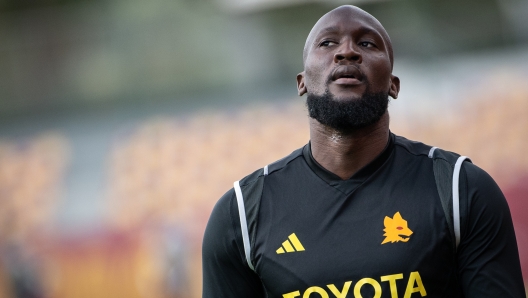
left=0, top=0, right=88, bottom=12
left=0, top=0, right=526, bottom=117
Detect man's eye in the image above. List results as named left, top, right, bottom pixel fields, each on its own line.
left=359, top=41, right=374, bottom=47
left=320, top=40, right=337, bottom=47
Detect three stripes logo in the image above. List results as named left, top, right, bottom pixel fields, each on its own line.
left=276, top=233, right=305, bottom=254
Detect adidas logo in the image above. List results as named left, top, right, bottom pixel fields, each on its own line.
left=276, top=233, right=305, bottom=254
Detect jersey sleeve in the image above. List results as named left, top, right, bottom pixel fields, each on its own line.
left=202, top=189, right=266, bottom=298
left=457, top=163, right=526, bottom=297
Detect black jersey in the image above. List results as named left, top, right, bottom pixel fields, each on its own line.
left=202, top=133, right=525, bottom=298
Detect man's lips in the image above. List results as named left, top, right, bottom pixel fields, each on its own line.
left=331, top=65, right=363, bottom=85
left=334, top=77, right=361, bottom=85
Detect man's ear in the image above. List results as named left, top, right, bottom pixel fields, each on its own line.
left=297, top=72, right=307, bottom=96
left=389, top=74, right=400, bottom=99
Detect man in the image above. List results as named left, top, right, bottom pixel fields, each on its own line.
left=202, top=5, right=525, bottom=298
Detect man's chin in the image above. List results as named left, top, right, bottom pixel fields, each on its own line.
left=306, top=89, right=389, bottom=131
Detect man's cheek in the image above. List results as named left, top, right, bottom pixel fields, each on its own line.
left=368, top=70, right=391, bottom=92
left=305, top=73, right=327, bottom=95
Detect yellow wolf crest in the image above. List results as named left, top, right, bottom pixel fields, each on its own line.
left=382, top=212, right=413, bottom=244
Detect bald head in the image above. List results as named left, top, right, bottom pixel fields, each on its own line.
left=303, top=5, right=394, bottom=69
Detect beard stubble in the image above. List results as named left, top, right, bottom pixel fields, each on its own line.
left=306, top=86, right=389, bottom=132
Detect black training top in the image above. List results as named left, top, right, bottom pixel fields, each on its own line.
left=202, top=133, right=525, bottom=298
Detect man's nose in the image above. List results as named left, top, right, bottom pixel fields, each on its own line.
left=334, top=43, right=362, bottom=63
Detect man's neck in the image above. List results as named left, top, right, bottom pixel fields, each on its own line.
left=309, top=112, right=390, bottom=180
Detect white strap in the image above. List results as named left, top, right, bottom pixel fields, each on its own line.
left=428, top=146, right=438, bottom=158
left=453, top=156, right=469, bottom=249
left=234, top=180, right=254, bottom=271
left=233, top=166, right=269, bottom=271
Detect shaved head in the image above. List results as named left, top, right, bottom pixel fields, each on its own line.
left=303, top=5, right=394, bottom=69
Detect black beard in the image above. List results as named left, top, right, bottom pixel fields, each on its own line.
left=306, top=89, right=389, bottom=132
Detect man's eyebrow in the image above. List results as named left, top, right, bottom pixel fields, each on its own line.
left=314, top=25, right=384, bottom=41
left=356, top=26, right=383, bottom=39
left=310, top=26, right=340, bottom=47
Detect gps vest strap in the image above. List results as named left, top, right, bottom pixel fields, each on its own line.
left=234, top=180, right=254, bottom=271
left=453, top=155, right=469, bottom=248
left=234, top=165, right=269, bottom=271
left=429, top=147, right=471, bottom=251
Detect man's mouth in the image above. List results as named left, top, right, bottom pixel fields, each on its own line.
left=331, top=65, right=363, bottom=86
left=335, top=77, right=361, bottom=85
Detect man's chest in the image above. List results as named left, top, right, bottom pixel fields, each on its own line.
left=252, top=175, right=458, bottom=297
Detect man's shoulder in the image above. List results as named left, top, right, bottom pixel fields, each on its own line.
left=238, top=145, right=306, bottom=187
left=392, top=133, right=435, bottom=158
left=393, top=133, right=498, bottom=193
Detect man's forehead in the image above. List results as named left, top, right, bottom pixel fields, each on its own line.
left=308, top=6, right=386, bottom=43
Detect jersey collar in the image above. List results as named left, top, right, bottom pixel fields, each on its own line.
left=303, top=132, right=395, bottom=195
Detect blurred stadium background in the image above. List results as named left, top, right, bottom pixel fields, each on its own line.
left=0, top=0, right=527, bottom=297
